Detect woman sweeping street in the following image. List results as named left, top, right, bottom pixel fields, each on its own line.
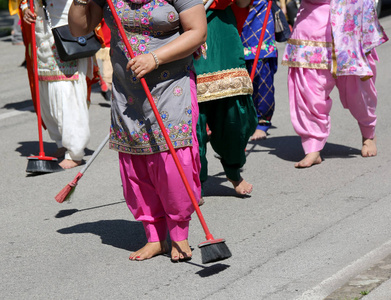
left=22, top=0, right=93, bottom=169
left=68, top=0, right=207, bottom=262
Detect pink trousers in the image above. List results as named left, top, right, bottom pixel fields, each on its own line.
left=288, top=51, right=378, bottom=154
left=119, top=72, right=201, bottom=242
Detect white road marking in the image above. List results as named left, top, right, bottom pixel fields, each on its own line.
left=296, top=239, right=391, bottom=300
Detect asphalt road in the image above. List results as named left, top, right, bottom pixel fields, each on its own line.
left=1, top=9, right=391, bottom=300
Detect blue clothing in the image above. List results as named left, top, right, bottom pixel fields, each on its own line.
left=241, top=0, right=277, bottom=60
left=241, top=0, right=278, bottom=132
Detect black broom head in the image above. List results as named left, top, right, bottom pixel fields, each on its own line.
left=26, top=158, right=63, bottom=173
left=198, top=238, right=232, bottom=264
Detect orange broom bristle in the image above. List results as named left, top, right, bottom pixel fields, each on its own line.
left=55, top=173, right=83, bottom=203
left=55, top=184, right=74, bottom=203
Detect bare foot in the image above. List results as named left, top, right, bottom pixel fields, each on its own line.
left=129, top=241, right=169, bottom=261
left=171, top=240, right=192, bottom=262
left=50, top=147, right=66, bottom=158
left=198, top=197, right=205, bottom=206
left=59, top=159, right=82, bottom=169
left=361, top=136, right=377, bottom=157
left=250, top=129, right=267, bottom=141
left=228, top=178, right=253, bottom=195
left=294, top=152, right=322, bottom=168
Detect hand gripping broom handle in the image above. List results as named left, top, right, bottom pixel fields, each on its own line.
left=107, top=0, right=215, bottom=241
left=29, top=0, right=46, bottom=158
left=250, top=0, right=273, bottom=81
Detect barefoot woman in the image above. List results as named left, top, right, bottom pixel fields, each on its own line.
left=69, top=0, right=207, bottom=261
left=282, top=0, right=387, bottom=168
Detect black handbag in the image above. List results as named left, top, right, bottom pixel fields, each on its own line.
left=272, top=0, right=291, bottom=42
left=286, top=0, right=301, bottom=26
left=42, top=0, right=101, bottom=62
left=51, top=25, right=101, bottom=61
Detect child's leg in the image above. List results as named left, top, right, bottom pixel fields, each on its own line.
left=208, top=95, right=257, bottom=194
left=288, top=67, right=335, bottom=167
left=246, top=58, right=277, bottom=140
left=337, top=51, right=378, bottom=157
left=119, top=153, right=169, bottom=261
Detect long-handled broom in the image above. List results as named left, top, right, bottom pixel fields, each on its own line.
left=26, top=0, right=63, bottom=173
left=107, top=0, right=231, bottom=264
left=55, top=133, right=109, bottom=203
left=249, top=0, right=273, bottom=81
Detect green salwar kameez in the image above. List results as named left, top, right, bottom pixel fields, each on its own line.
left=193, top=6, right=257, bottom=191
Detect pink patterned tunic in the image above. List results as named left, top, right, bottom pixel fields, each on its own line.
left=282, top=0, right=388, bottom=78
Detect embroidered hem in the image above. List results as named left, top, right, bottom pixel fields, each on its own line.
left=287, top=38, right=333, bottom=48
left=109, top=138, right=193, bottom=155
left=38, top=69, right=79, bottom=82
left=282, top=38, right=333, bottom=70
left=38, top=74, right=80, bottom=81
left=196, top=68, right=253, bottom=103
left=281, top=60, right=330, bottom=70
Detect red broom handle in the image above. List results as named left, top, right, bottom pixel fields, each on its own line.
left=29, top=0, right=45, bottom=157
left=250, top=0, right=273, bottom=81
left=107, top=0, right=214, bottom=241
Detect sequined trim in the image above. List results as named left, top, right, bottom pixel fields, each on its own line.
left=109, top=138, right=193, bottom=154
left=281, top=60, right=329, bottom=70
left=287, top=38, right=333, bottom=48
left=196, top=68, right=253, bottom=103
left=282, top=39, right=333, bottom=70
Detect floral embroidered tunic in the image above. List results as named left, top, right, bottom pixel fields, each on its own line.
left=34, top=0, right=80, bottom=81
left=193, top=1, right=253, bottom=103
left=282, top=0, right=388, bottom=77
left=94, top=0, right=201, bottom=154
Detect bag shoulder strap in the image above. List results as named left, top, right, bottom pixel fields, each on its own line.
left=41, top=0, right=53, bottom=28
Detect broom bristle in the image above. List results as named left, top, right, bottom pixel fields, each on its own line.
left=55, top=184, right=75, bottom=203
left=55, top=173, right=83, bottom=203
left=198, top=239, right=232, bottom=264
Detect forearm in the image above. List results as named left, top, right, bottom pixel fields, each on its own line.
left=154, top=29, right=207, bottom=66
left=154, top=4, right=207, bottom=65
left=68, top=0, right=102, bottom=36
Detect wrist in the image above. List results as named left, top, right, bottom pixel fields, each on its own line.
left=150, top=51, right=159, bottom=69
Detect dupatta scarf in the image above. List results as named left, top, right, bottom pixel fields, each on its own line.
left=330, top=0, right=388, bottom=78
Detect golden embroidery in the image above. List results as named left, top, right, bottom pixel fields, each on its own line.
left=281, top=60, right=330, bottom=70
left=287, top=38, right=333, bottom=48
left=196, top=68, right=253, bottom=103
left=331, top=32, right=338, bottom=78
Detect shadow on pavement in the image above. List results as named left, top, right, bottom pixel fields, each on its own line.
left=55, top=201, right=126, bottom=218
left=2, top=99, right=34, bottom=112
left=16, top=141, right=94, bottom=157
left=247, top=135, right=361, bottom=162
left=57, top=219, right=146, bottom=252
left=194, top=262, right=230, bottom=277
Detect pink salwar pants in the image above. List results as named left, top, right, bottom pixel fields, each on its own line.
left=119, top=73, right=201, bottom=243
left=288, top=51, right=378, bottom=154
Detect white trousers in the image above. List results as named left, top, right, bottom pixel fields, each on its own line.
left=39, top=58, right=90, bottom=161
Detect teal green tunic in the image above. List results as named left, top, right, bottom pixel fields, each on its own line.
left=193, top=6, right=257, bottom=185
